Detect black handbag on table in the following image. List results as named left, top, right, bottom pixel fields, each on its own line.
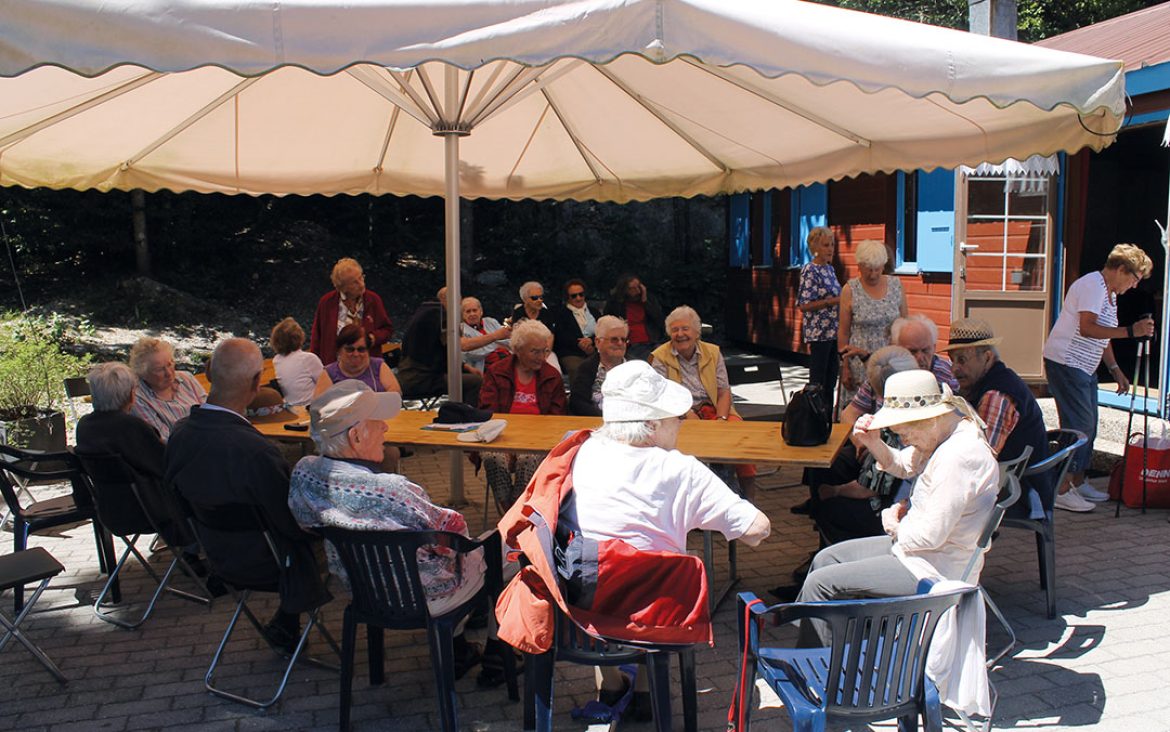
left=782, top=384, right=832, bottom=446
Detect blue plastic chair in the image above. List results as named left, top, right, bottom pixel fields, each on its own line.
left=736, top=586, right=974, bottom=732
left=524, top=606, right=698, bottom=732
left=321, top=527, right=517, bottom=732
left=1005, top=429, right=1088, bottom=619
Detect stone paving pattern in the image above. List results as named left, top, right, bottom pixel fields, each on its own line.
left=3, top=446, right=1169, bottom=732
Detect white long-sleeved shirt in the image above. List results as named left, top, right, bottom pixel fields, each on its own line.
left=876, top=419, right=999, bottom=582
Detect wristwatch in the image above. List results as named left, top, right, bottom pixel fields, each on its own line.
left=717, top=416, right=729, bottom=421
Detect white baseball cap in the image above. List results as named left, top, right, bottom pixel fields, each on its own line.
left=310, top=379, right=401, bottom=440
left=601, top=360, right=693, bottom=422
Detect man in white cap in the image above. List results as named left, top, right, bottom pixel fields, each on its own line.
left=794, top=369, right=998, bottom=646
left=287, top=379, right=489, bottom=677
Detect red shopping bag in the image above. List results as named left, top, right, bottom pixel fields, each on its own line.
left=1108, top=432, right=1170, bottom=509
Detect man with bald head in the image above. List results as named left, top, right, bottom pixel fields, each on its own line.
left=166, top=338, right=328, bottom=650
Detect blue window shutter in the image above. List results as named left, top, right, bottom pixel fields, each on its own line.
left=790, top=183, right=827, bottom=267
left=915, top=169, right=954, bottom=272
left=761, top=192, right=773, bottom=266
left=729, top=193, right=750, bottom=268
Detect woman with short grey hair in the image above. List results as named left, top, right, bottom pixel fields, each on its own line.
left=87, top=362, right=138, bottom=412
left=838, top=240, right=907, bottom=401
left=127, top=336, right=206, bottom=441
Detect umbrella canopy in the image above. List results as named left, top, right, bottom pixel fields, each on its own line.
left=0, top=0, right=1126, bottom=201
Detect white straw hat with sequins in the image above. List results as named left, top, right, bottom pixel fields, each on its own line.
left=867, top=369, right=971, bottom=430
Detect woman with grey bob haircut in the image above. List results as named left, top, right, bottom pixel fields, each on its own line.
left=87, top=362, right=139, bottom=412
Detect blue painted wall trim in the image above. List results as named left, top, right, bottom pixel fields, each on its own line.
left=1126, top=61, right=1170, bottom=97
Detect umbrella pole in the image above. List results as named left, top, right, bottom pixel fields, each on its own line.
left=442, top=65, right=465, bottom=505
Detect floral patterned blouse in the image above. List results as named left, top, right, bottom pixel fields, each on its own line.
left=797, top=262, right=842, bottom=343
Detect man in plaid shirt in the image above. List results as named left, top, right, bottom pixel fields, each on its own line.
left=944, top=318, right=1052, bottom=518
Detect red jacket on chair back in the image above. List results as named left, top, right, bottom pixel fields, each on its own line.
left=495, top=430, right=712, bottom=654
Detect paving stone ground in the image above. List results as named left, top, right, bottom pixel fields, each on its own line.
left=3, top=445, right=1169, bottom=732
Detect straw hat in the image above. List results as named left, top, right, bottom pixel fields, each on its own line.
left=867, top=370, right=961, bottom=430
left=602, top=360, right=693, bottom=422
left=939, top=318, right=1002, bottom=351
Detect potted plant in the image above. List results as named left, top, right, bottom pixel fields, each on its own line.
left=0, top=314, right=91, bottom=451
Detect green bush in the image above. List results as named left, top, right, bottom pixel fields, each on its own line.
left=0, top=312, right=91, bottom=420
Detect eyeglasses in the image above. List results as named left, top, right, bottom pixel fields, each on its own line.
left=525, top=347, right=552, bottom=356
left=528, top=294, right=544, bottom=301
left=568, top=291, right=586, bottom=299
left=599, top=336, right=629, bottom=344
left=342, top=345, right=369, bottom=354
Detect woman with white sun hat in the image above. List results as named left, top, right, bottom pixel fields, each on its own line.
left=794, top=369, right=999, bottom=646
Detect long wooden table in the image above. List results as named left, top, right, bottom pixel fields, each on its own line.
left=254, top=408, right=849, bottom=469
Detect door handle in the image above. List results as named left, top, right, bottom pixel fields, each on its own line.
left=959, top=242, right=979, bottom=252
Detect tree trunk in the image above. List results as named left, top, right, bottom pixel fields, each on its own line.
left=131, top=189, right=151, bottom=276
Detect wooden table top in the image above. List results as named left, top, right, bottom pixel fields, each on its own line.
left=253, top=408, right=849, bottom=469
left=194, top=358, right=277, bottom=392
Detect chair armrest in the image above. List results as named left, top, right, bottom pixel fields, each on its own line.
left=476, top=529, right=504, bottom=592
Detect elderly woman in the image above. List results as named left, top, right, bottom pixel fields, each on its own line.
left=270, top=317, right=324, bottom=406
left=838, top=240, right=908, bottom=399
left=460, top=296, right=511, bottom=375
left=288, top=380, right=487, bottom=677
left=128, top=336, right=206, bottom=441
left=569, top=315, right=629, bottom=417
left=552, top=278, right=601, bottom=381
left=798, top=226, right=842, bottom=398
left=479, top=319, right=566, bottom=509
left=309, top=257, right=394, bottom=365
left=650, top=305, right=758, bottom=501
left=313, top=324, right=402, bottom=398
left=1043, top=243, right=1155, bottom=512
left=603, top=273, right=664, bottom=361
left=76, top=362, right=192, bottom=549
left=794, top=369, right=998, bottom=646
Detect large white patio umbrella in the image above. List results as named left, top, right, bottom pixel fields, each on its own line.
left=0, top=0, right=1126, bottom=497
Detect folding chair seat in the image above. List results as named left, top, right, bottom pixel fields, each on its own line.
left=524, top=606, right=699, bottom=732
left=0, top=443, right=115, bottom=613
left=74, top=451, right=212, bottom=629
left=736, top=586, right=975, bottom=732
left=183, top=499, right=339, bottom=710
left=1004, top=429, right=1087, bottom=619
left=62, top=376, right=91, bottom=425
left=321, top=526, right=517, bottom=732
left=0, top=547, right=68, bottom=683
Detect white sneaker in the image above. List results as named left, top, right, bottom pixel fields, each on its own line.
left=1075, top=481, right=1111, bottom=502
left=1054, top=489, right=1096, bottom=512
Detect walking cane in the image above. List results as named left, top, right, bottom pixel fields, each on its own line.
left=1115, top=322, right=1154, bottom=517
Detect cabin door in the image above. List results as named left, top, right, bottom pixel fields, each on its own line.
left=951, top=171, right=1055, bottom=382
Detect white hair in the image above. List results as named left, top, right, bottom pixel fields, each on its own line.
left=511, top=318, right=552, bottom=351
left=891, top=314, right=939, bottom=345
left=865, top=346, right=917, bottom=398
left=87, top=362, right=137, bottom=412
left=518, top=281, right=544, bottom=301
left=128, top=337, right=174, bottom=379
left=595, top=315, right=628, bottom=338
left=311, top=425, right=354, bottom=458
left=595, top=419, right=662, bottom=447
left=855, top=240, right=889, bottom=269
left=665, top=305, right=701, bottom=333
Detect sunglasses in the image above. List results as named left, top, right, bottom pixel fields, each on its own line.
left=342, top=345, right=369, bottom=354
left=528, top=294, right=544, bottom=301
left=568, top=291, right=586, bottom=299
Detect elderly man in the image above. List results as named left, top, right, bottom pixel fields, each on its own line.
left=165, top=338, right=328, bottom=650
left=287, top=380, right=488, bottom=676
left=569, top=315, right=629, bottom=416
left=461, top=296, right=512, bottom=374
left=843, top=313, right=957, bottom=423
left=650, top=305, right=758, bottom=500
left=943, top=318, right=1053, bottom=516
left=310, top=257, right=394, bottom=365
left=398, top=287, right=482, bottom=406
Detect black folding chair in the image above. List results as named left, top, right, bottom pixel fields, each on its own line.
left=0, top=547, right=67, bottom=684
left=0, top=443, right=115, bottom=613
left=74, top=451, right=212, bottom=629
left=184, top=499, right=339, bottom=710
left=321, top=526, right=517, bottom=732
